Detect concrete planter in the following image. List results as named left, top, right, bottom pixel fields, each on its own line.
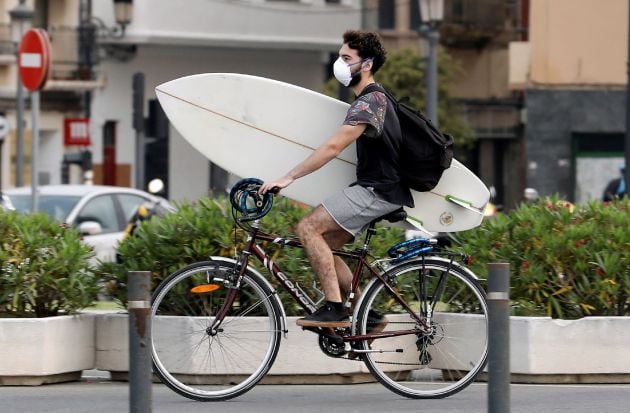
left=96, top=313, right=375, bottom=383
left=95, top=313, right=630, bottom=383
left=0, top=314, right=96, bottom=385
left=509, top=316, right=630, bottom=383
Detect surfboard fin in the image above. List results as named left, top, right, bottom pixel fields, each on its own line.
left=445, top=195, right=484, bottom=215
left=404, top=217, right=435, bottom=237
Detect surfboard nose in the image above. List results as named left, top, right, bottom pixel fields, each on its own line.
left=156, top=73, right=223, bottom=95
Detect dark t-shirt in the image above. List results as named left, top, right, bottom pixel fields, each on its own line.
left=343, top=84, right=414, bottom=207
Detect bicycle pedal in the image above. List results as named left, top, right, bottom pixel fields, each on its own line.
left=302, top=326, right=323, bottom=334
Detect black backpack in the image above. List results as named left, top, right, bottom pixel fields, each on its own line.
left=362, top=84, right=454, bottom=192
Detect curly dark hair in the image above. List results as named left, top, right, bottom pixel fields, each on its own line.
left=342, top=30, right=387, bottom=74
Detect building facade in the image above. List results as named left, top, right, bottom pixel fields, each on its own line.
left=368, top=0, right=627, bottom=207
left=513, top=0, right=627, bottom=203
left=364, top=0, right=527, bottom=209
left=0, top=0, right=361, bottom=201
left=1, top=0, right=625, bottom=206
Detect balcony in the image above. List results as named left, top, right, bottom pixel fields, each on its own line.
left=0, top=23, right=16, bottom=63
left=91, top=0, right=362, bottom=51
left=44, top=25, right=105, bottom=92
left=461, top=99, right=522, bottom=140
left=0, top=0, right=361, bottom=92
left=441, top=0, right=510, bottom=48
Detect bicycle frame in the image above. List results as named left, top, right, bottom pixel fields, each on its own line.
left=217, top=219, right=430, bottom=343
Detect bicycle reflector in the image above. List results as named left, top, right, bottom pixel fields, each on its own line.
left=190, top=284, right=221, bottom=294
left=229, top=178, right=274, bottom=222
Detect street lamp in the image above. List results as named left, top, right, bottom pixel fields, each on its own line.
left=9, top=0, right=33, bottom=188
left=418, top=0, right=444, bottom=127
left=113, top=0, right=133, bottom=35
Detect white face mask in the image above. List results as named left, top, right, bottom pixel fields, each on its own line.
left=333, top=57, right=365, bottom=87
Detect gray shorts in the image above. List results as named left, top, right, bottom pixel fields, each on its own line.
left=322, top=185, right=401, bottom=237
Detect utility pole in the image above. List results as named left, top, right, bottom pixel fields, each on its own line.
left=625, top=2, right=630, bottom=196
left=419, top=0, right=444, bottom=127
left=425, top=28, right=439, bottom=127
left=133, top=72, right=145, bottom=190
left=9, top=0, right=34, bottom=187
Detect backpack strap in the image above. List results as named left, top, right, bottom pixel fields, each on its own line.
left=358, top=84, right=407, bottom=113
left=356, top=83, right=402, bottom=170
left=358, top=83, right=387, bottom=98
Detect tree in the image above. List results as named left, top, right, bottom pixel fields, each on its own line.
left=324, top=47, right=475, bottom=152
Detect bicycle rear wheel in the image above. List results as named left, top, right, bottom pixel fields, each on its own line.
left=354, top=257, right=488, bottom=399
left=151, top=260, right=282, bottom=401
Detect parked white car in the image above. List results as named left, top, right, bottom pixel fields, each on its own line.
left=1, top=191, right=14, bottom=211
left=5, top=185, right=174, bottom=262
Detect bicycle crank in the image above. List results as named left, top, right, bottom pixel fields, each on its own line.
left=318, top=334, right=346, bottom=358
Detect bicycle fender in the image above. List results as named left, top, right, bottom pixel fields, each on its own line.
left=209, top=256, right=289, bottom=337
left=422, top=256, right=481, bottom=281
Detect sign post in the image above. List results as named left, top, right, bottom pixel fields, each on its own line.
left=0, top=116, right=7, bottom=192
left=132, top=72, right=145, bottom=190
left=18, top=28, right=51, bottom=212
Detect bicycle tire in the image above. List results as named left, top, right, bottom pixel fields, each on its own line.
left=354, top=257, right=488, bottom=399
left=151, top=259, right=283, bottom=401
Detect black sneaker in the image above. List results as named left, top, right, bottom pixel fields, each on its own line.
left=296, top=303, right=350, bottom=328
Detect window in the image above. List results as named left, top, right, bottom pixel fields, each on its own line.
left=410, top=0, right=421, bottom=31
left=118, top=194, right=150, bottom=223
left=8, top=195, right=81, bottom=222
left=378, top=0, right=396, bottom=29
left=75, top=195, right=120, bottom=233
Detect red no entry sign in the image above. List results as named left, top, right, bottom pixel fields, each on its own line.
left=18, top=29, right=51, bottom=92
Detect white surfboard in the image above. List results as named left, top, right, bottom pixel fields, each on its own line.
left=156, top=73, right=489, bottom=232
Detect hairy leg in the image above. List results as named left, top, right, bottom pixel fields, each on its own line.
left=296, top=206, right=352, bottom=303
left=325, top=238, right=355, bottom=299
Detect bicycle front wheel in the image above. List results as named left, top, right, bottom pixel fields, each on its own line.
left=151, top=260, right=282, bottom=401
left=355, top=257, right=488, bottom=399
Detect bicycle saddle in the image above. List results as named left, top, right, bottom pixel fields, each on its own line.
left=377, top=208, right=407, bottom=223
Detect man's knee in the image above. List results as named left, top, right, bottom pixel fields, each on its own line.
left=296, top=217, right=312, bottom=241
left=296, top=207, right=331, bottom=241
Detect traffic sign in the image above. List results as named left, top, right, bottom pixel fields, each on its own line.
left=64, top=118, right=91, bottom=146
left=18, top=29, right=51, bottom=92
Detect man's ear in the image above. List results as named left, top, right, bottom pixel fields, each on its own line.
left=361, top=59, right=373, bottom=73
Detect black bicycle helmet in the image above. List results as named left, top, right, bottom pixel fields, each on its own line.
left=229, top=178, right=274, bottom=223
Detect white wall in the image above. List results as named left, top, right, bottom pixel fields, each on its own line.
left=576, top=156, right=625, bottom=204
left=91, top=44, right=328, bottom=202
left=2, top=110, right=68, bottom=189
left=93, top=0, right=361, bottom=50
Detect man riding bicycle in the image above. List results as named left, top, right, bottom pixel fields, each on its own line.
left=261, top=30, right=413, bottom=328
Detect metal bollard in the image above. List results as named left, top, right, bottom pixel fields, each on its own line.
left=128, top=271, right=152, bottom=413
left=487, top=263, right=510, bottom=413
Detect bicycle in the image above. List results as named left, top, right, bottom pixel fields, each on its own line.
left=150, top=178, right=489, bottom=401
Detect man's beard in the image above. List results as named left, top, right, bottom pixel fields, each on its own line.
left=348, top=71, right=362, bottom=87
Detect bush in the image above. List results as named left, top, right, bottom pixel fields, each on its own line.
left=0, top=211, right=97, bottom=318
left=451, top=197, right=630, bottom=319
left=99, top=196, right=404, bottom=315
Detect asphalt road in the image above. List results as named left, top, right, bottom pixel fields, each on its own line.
left=2, top=379, right=629, bottom=413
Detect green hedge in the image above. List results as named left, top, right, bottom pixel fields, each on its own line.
left=102, top=194, right=629, bottom=319
left=99, top=197, right=404, bottom=315
left=0, top=211, right=97, bottom=317
left=452, top=197, right=630, bottom=319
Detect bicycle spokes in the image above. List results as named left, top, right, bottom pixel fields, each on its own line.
left=355, top=258, right=488, bottom=399
left=151, top=261, right=282, bottom=401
